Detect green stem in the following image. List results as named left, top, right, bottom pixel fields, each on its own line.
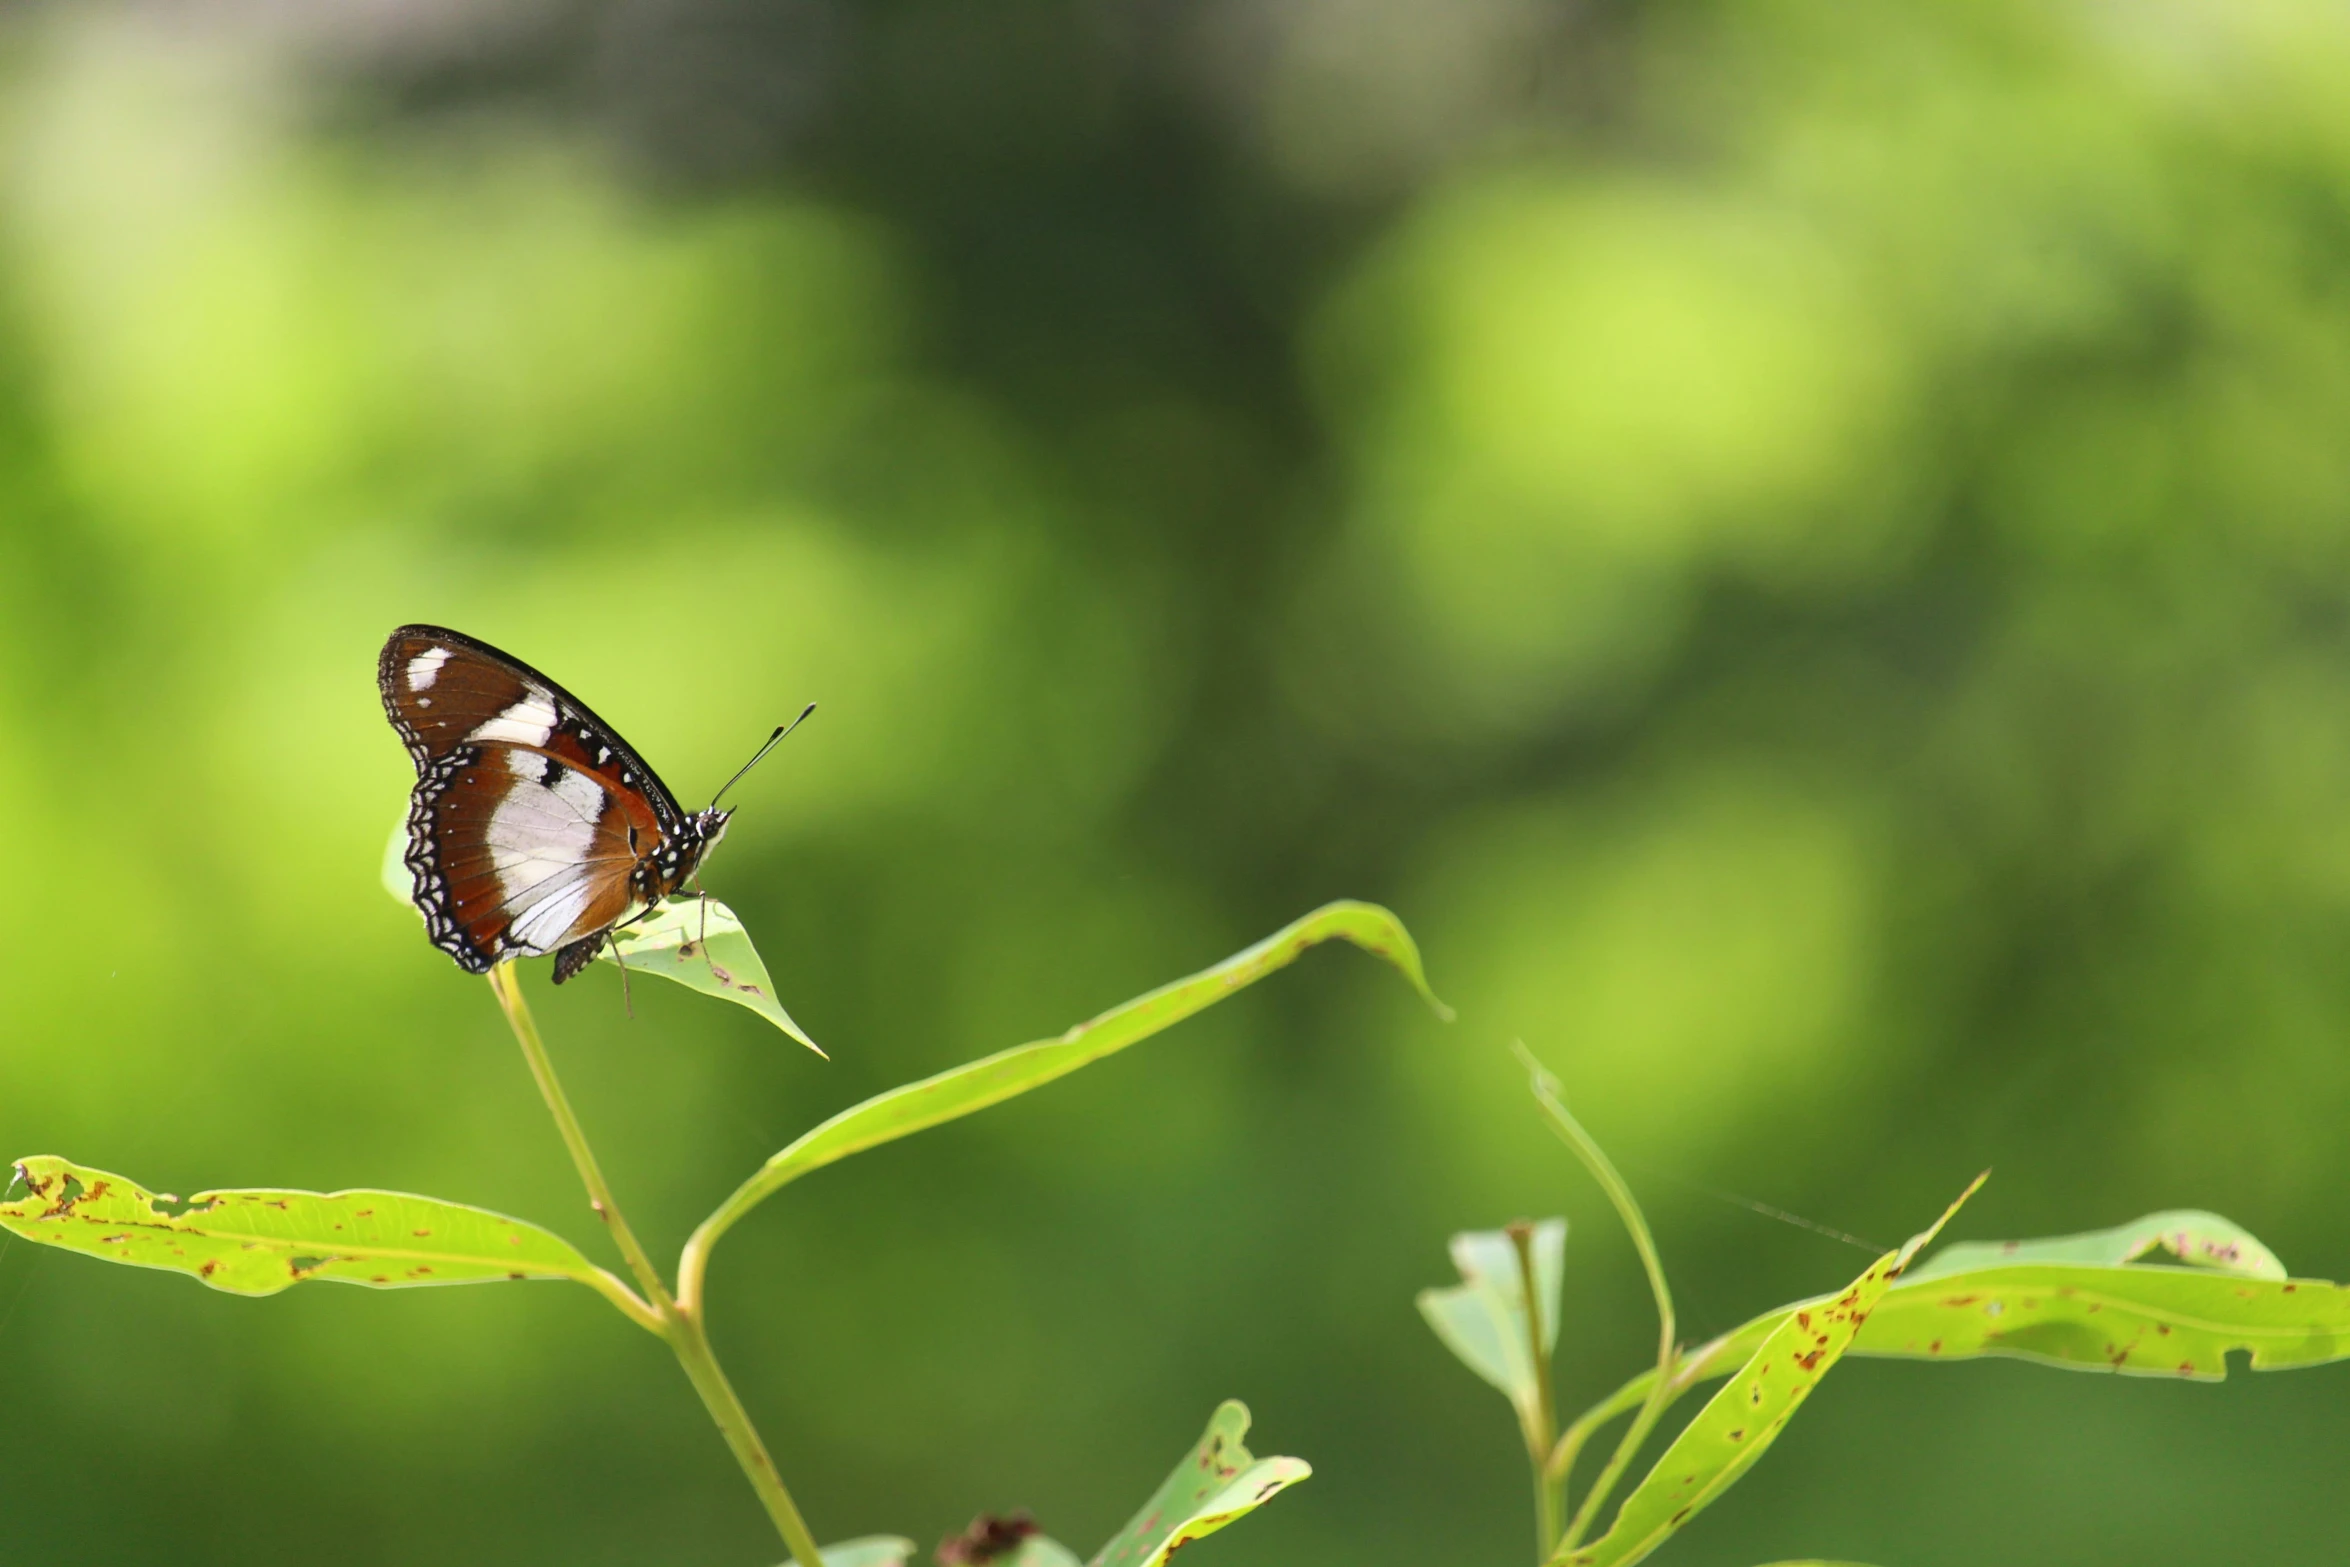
left=1509, top=1221, right=1562, bottom=1560
left=1515, top=1045, right=1677, bottom=1559
left=667, top=1309, right=831, bottom=1567
left=487, top=966, right=827, bottom=1567
left=1547, top=1322, right=1769, bottom=1491
left=489, top=965, right=673, bottom=1312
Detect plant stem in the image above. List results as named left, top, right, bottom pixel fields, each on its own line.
left=1515, top=1045, right=1677, bottom=1560
left=490, top=965, right=673, bottom=1311
left=486, top=965, right=828, bottom=1567
left=1509, top=1221, right=1562, bottom=1560
left=667, top=1308, right=831, bottom=1567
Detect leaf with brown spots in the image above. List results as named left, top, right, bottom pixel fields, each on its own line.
left=1850, top=1263, right=2350, bottom=1378
left=1903, top=1209, right=2284, bottom=1283
left=1, top=1155, right=622, bottom=1303
left=1086, top=1401, right=1309, bottom=1567
left=1555, top=1176, right=1982, bottom=1567
left=603, top=896, right=823, bottom=1056
left=1592, top=1209, right=2349, bottom=1412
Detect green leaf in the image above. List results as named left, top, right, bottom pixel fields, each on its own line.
left=688, top=900, right=1446, bottom=1263
left=1669, top=1210, right=2341, bottom=1394
left=814, top=1539, right=917, bottom=1567
left=1007, top=1539, right=1084, bottom=1567
left=1418, top=1218, right=1566, bottom=1428
left=604, top=896, right=824, bottom=1056
left=1904, top=1208, right=2284, bottom=1282
left=1558, top=1176, right=1982, bottom=1567
left=1088, top=1401, right=1310, bottom=1567
left=1557, top=1206, right=2350, bottom=1508
left=0, top=1155, right=623, bottom=1299
left=1854, top=1263, right=2350, bottom=1377
left=382, top=816, right=821, bottom=1054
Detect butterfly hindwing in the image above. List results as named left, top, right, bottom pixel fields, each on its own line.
left=379, top=625, right=689, bottom=976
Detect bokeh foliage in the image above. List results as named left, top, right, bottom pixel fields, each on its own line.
left=6, top=1, right=2350, bottom=1564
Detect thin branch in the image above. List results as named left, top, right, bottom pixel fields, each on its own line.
left=489, top=965, right=674, bottom=1312
left=1509, top=1220, right=1563, bottom=1559
left=1514, top=1044, right=1677, bottom=1559
left=487, top=965, right=827, bottom=1567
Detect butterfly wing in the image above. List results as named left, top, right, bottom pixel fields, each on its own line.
left=379, top=625, right=688, bottom=974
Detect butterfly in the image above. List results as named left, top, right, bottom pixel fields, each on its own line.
left=378, top=624, right=801, bottom=984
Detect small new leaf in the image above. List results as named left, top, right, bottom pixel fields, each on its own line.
left=1418, top=1219, right=1566, bottom=1429
left=0, top=1155, right=610, bottom=1297
left=1089, top=1401, right=1309, bottom=1567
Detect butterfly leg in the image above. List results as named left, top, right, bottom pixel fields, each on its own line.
left=610, top=936, right=634, bottom=1017
left=691, top=878, right=723, bottom=982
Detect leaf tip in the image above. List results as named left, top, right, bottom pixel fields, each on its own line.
left=1898, top=1171, right=1991, bottom=1272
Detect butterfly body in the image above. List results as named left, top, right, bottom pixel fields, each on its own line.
left=379, top=625, right=734, bottom=982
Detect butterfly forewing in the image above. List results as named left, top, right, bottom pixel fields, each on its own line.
left=379, top=626, right=688, bottom=975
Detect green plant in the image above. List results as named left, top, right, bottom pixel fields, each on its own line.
left=1419, top=1048, right=2350, bottom=1567
left=0, top=844, right=1445, bottom=1565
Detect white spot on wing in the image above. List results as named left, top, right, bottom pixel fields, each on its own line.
left=508, top=878, right=596, bottom=953
left=553, top=767, right=605, bottom=822
left=469, top=692, right=557, bottom=747
left=406, top=647, right=452, bottom=691
left=484, top=756, right=621, bottom=955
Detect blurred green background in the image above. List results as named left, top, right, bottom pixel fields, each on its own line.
left=5, top=1, right=2350, bottom=1562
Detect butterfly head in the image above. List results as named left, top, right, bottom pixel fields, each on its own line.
left=689, top=805, right=734, bottom=853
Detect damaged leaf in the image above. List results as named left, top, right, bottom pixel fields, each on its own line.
left=692, top=900, right=1447, bottom=1257
left=382, top=816, right=818, bottom=1053
left=1418, top=1219, right=1566, bottom=1436
left=1088, top=1401, right=1310, bottom=1567
left=1642, top=1209, right=2345, bottom=1400
left=1852, top=1263, right=2350, bottom=1377
left=0, top=1155, right=615, bottom=1298
left=1562, top=1205, right=2350, bottom=1513
left=1556, top=1176, right=1982, bottom=1567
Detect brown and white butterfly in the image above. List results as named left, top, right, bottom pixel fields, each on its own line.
left=379, top=624, right=796, bottom=983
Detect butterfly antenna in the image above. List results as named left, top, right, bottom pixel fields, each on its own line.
left=709, top=704, right=815, bottom=810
